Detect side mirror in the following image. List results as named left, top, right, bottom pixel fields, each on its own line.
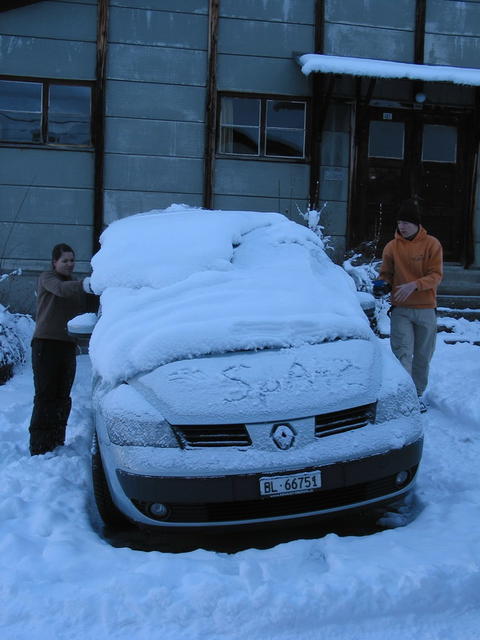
left=356, top=291, right=375, bottom=312
left=356, top=291, right=376, bottom=330
left=67, top=312, right=98, bottom=337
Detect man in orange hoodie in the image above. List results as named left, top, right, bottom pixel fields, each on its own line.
left=378, top=199, right=443, bottom=411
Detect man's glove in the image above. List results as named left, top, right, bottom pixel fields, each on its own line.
left=372, top=279, right=392, bottom=298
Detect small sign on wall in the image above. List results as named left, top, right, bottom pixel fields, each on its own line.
left=324, top=167, right=345, bottom=181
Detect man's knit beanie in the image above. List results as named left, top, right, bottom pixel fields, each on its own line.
left=397, top=198, right=421, bottom=226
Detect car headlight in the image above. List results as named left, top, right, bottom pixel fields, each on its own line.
left=374, top=341, right=420, bottom=423
left=375, top=375, right=419, bottom=423
left=99, top=383, right=178, bottom=447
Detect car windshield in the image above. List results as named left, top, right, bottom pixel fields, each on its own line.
left=88, top=206, right=371, bottom=386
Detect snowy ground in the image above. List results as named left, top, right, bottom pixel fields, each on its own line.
left=1, top=320, right=480, bottom=640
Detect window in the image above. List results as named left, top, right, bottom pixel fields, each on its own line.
left=219, top=97, right=260, bottom=155
left=368, top=121, right=404, bottom=159
left=218, top=95, right=307, bottom=159
left=0, top=78, right=93, bottom=147
left=422, top=124, right=457, bottom=163
left=0, top=80, right=42, bottom=142
left=48, top=84, right=92, bottom=145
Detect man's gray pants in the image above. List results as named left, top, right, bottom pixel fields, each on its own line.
left=390, top=307, right=437, bottom=396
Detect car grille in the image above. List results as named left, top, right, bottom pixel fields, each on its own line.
left=315, top=403, right=376, bottom=438
left=133, top=466, right=417, bottom=523
left=171, top=403, right=376, bottom=448
left=172, top=424, right=252, bottom=448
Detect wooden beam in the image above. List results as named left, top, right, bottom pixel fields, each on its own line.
left=314, top=0, right=324, bottom=54
left=203, top=0, right=220, bottom=210
left=412, top=1, right=426, bottom=157
left=92, top=0, right=108, bottom=254
left=309, top=0, right=325, bottom=210
left=364, top=78, right=376, bottom=105
left=309, top=76, right=335, bottom=211
left=414, top=0, right=426, bottom=64
left=348, top=78, right=372, bottom=250
left=465, top=87, right=480, bottom=267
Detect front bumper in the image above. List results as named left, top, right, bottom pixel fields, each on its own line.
left=115, top=437, right=423, bottom=530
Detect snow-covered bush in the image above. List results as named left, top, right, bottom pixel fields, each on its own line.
left=342, top=249, right=391, bottom=336
left=0, top=304, right=34, bottom=384
left=298, top=202, right=332, bottom=253
left=342, top=252, right=380, bottom=293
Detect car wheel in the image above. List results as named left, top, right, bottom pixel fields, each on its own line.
left=91, top=432, right=129, bottom=529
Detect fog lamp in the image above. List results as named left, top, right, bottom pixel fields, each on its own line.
left=149, top=503, right=169, bottom=519
left=395, top=471, right=409, bottom=486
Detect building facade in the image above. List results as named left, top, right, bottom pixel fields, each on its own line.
left=1, top=0, right=480, bottom=312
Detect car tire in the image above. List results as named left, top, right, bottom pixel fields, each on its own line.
left=91, top=432, right=129, bottom=529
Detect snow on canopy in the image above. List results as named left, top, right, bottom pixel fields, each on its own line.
left=299, top=53, right=480, bottom=86
left=89, top=205, right=371, bottom=386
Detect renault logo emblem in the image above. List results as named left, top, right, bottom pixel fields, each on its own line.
left=272, top=424, right=296, bottom=450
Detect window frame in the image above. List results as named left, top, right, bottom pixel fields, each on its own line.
left=217, top=92, right=310, bottom=162
left=0, top=75, right=95, bottom=150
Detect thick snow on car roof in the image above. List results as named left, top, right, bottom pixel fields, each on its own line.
left=89, top=205, right=371, bottom=386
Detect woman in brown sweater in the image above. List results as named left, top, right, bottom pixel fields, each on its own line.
left=29, top=243, right=93, bottom=456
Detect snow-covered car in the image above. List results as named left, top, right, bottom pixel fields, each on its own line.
left=83, top=206, right=423, bottom=534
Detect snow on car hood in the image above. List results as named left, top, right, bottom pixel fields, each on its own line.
left=89, top=206, right=372, bottom=387
left=131, top=339, right=379, bottom=425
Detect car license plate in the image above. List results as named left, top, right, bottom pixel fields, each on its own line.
left=259, top=470, right=321, bottom=497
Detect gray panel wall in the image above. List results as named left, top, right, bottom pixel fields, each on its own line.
left=324, top=0, right=416, bottom=62
left=0, top=148, right=94, bottom=268
left=213, top=159, right=310, bottom=223
left=317, top=104, right=352, bottom=262
left=425, top=0, right=480, bottom=68
left=104, top=1, right=208, bottom=223
left=217, top=3, right=314, bottom=95
left=1, top=1, right=97, bottom=41
left=0, top=0, right=96, bottom=80
left=217, top=55, right=310, bottom=95
left=0, top=1, right=97, bottom=312
left=220, top=0, right=314, bottom=24
left=109, top=0, right=207, bottom=11
left=217, top=16, right=313, bottom=93
left=214, top=159, right=309, bottom=199
left=214, top=1, right=314, bottom=222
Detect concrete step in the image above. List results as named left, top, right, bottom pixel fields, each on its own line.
left=436, top=304, right=480, bottom=343
left=437, top=295, right=480, bottom=310
left=442, top=338, right=480, bottom=346
left=438, top=266, right=480, bottom=297
left=437, top=302, right=480, bottom=318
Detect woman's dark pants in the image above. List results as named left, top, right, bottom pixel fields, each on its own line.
left=29, top=338, right=77, bottom=455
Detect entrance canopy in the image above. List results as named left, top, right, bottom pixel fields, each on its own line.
left=299, top=54, right=480, bottom=87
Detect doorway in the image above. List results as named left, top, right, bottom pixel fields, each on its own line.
left=350, top=105, right=474, bottom=262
